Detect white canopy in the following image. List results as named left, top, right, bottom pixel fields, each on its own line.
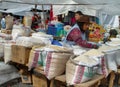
left=1, top=0, right=120, bottom=15
left=0, top=0, right=119, bottom=27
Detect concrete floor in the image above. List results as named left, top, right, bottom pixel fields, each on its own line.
left=0, top=78, right=33, bottom=87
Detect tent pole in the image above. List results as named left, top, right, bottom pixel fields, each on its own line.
left=35, top=4, right=37, bottom=12
left=42, top=4, right=46, bottom=29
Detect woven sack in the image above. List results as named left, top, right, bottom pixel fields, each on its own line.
left=5, top=16, right=13, bottom=30
left=83, top=49, right=108, bottom=77
left=66, top=55, right=99, bottom=85
left=23, top=16, right=32, bottom=27
left=4, top=44, right=12, bottom=63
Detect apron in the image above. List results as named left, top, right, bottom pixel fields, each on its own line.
left=63, top=24, right=86, bottom=46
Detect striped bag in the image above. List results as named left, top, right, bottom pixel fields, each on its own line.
left=66, top=56, right=99, bottom=85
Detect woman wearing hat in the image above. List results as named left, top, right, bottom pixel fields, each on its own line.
left=64, top=11, right=99, bottom=49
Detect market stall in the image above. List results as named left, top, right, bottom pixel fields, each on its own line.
left=0, top=0, right=120, bottom=87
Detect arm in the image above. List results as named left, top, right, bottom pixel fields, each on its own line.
left=68, top=28, right=97, bottom=48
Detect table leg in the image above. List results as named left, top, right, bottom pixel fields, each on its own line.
left=109, top=71, right=115, bottom=87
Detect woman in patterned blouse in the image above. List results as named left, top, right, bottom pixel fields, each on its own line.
left=65, top=11, right=99, bottom=49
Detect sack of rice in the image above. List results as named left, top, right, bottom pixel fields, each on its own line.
left=12, top=25, right=26, bottom=41
left=66, top=55, right=99, bottom=85
left=32, top=32, right=53, bottom=39
left=83, top=49, right=108, bottom=77
left=31, top=32, right=53, bottom=45
left=115, top=49, right=120, bottom=66
left=31, top=37, right=51, bottom=46
left=23, top=16, right=32, bottom=27
left=16, top=36, right=33, bottom=47
left=98, top=45, right=118, bottom=71
left=0, top=43, right=4, bottom=58
left=5, top=15, right=14, bottom=30
left=0, top=33, right=12, bottom=40
left=28, top=45, right=72, bottom=79
left=28, top=45, right=44, bottom=70
left=72, top=45, right=86, bottom=55
left=4, top=43, right=13, bottom=63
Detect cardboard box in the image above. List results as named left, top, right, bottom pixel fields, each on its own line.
left=12, top=45, right=31, bottom=65
left=32, top=75, right=48, bottom=87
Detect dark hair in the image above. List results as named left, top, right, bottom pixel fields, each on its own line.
left=75, top=11, right=83, bottom=16
left=77, top=22, right=85, bottom=32
left=47, top=17, right=49, bottom=20
left=109, top=29, right=118, bottom=37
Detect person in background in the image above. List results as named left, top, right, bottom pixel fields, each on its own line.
left=1, top=15, right=6, bottom=29
left=31, top=14, right=39, bottom=30
left=45, top=17, right=50, bottom=25
left=65, top=11, right=99, bottom=49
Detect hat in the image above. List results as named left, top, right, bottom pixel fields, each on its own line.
left=79, top=15, right=90, bottom=23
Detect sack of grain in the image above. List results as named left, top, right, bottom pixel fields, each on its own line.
left=28, top=45, right=46, bottom=70
left=83, top=49, right=108, bottom=77
left=4, top=44, right=13, bottom=63
left=31, top=32, right=53, bottom=45
left=28, top=45, right=72, bottom=79
left=98, top=45, right=119, bottom=71
left=12, top=25, right=26, bottom=41
left=31, top=37, right=51, bottom=46
left=5, top=15, right=13, bottom=30
left=66, top=55, right=99, bottom=85
left=115, top=49, right=120, bottom=66
left=23, top=16, right=32, bottom=27
left=44, top=52, right=72, bottom=79
left=0, top=33, right=12, bottom=40
left=16, top=36, right=33, bottom=47
left=0, top=43, right=4, bottom=58
left=32, top=32, right=53, bottom=40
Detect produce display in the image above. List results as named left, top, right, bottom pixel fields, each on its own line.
left=89, top=23, right=106, bottom=42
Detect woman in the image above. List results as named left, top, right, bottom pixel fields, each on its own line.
left=65, top=11, right=98, bottom=49
left=31, top=14, right=39, bottom=29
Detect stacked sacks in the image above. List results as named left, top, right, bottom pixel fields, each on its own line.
left=15, top=32, right=53, bottom=48
left=28, top=45, right=73, bottom=79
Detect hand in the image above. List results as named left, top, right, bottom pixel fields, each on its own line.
left=94, top=45, right=99, bottom=49
left=92, top=44, right=99, bottom=49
